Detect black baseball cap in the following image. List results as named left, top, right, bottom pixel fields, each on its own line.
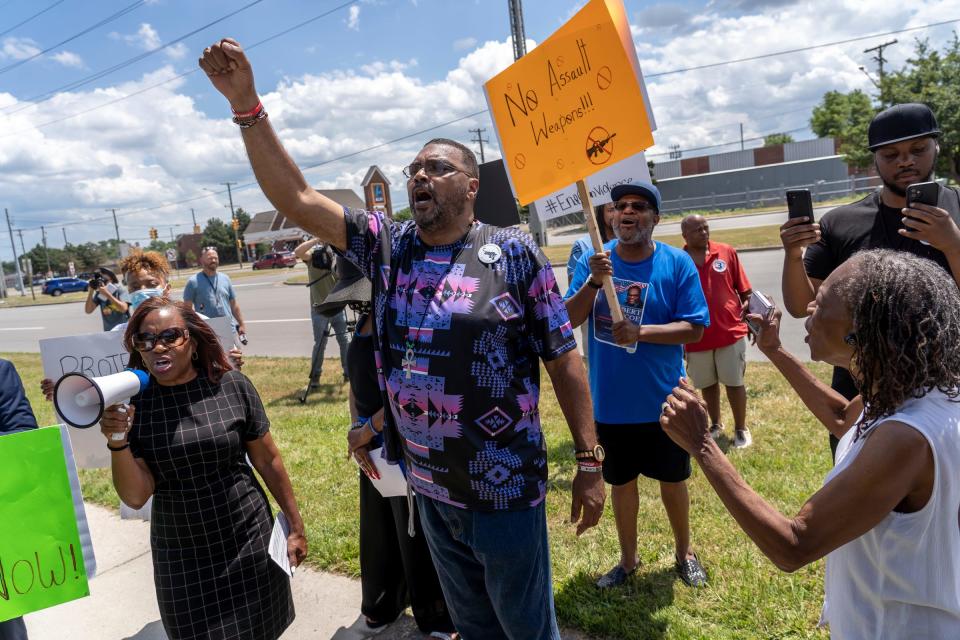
left=868, top=103, right=940, bottom=151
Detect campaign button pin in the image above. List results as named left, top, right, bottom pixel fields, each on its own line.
left=478, top=243, right=502, bottom=264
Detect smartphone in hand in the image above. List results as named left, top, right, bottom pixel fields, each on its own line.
left=786, top=189, right=814, bottom=223
left=745, top=291, right=774, bottom=336
left=905, top=181, right=940, bottom=208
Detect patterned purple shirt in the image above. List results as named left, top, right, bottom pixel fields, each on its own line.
left=342, top=209, right=576, bottom=511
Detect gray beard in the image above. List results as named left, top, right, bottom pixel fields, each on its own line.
left=615, top=225, right=653, bottom=246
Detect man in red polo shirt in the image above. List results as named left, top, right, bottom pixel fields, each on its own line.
left=681, top=215, right=754, bottom=448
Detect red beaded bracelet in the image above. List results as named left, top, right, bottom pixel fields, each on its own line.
left=231, top=100, right=263, bottom=119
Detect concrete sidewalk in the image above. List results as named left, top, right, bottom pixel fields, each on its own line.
left=24, top=503, right=425, bottom=639
left=25, top=503, right=591, bottom=640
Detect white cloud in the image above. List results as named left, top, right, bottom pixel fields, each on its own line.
left=3, top=0, right=959, bottom=248
left=111, top=23, right=185, bottom=60
left=50, top=51, right=84, bottom=68
left=453, top=37, right=477, bottom=51
left=1, top=37, right=41, bottom=60
left=347, top=5, right=360, bottom=31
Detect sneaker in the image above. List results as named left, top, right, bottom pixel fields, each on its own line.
left=733, top=428, right=753, bottom=449
left=595, top=564, right=637, bottom=588
left=709, top=423, right=723, bottom=440
left=676, top=553, right=708, bottom=587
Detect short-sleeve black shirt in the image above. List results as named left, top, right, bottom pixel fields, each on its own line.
left=804, top=189, right=958, bottom=398
left=341, top=208, right=577, bottom=511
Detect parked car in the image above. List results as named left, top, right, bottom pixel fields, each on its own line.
left=252, top=251, right=298, bottom=270
left=42, top=277, right=89, bottom=296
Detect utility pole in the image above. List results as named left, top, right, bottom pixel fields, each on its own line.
left=4, top=209, right=24, bottom=295
left=469, top=128, right=489, bottom=163
left=507, top=0, right=527, bottom=61
left=190, top=208, right=199, bottom=234
left=62, top=227, right=68, bottom=246
left=41, top=225, right=51, bottom=275
left=863, top=39, right=898, bottom=106
left=107, top=208, right=122, bottom=258
left=221, top=182, right=243, bottom=268
left=507, top=0, right=542, bottom=246
left=16, top=229, right=35, bottom=298
left=740, top=123, right=745, bottom=151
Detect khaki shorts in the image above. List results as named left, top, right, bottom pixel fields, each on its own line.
left=686, top=337, right=747, bottom=388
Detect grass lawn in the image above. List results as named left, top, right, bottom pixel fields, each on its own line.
left=0, top=289, right=89, bottom=308
left=543, top=224, right=782, bottom=267
left=6, top=352, right=832, bottom=640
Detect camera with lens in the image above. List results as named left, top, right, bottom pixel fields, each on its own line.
left=89, top=273, right=105, bottom=290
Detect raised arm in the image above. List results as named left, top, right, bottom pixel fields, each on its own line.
left=199, top=39, right=347, bottom=251
left=750, top=302, right=861, bottom=438
left=661, top=380, right=932, bottom=572
left=780, top=218, right=822, bottom=318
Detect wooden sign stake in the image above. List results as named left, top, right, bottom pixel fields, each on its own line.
left=577, top=179, right=624, bottom=323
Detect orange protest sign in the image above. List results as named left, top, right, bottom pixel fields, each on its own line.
left=484, top=0, right=654, bottom=205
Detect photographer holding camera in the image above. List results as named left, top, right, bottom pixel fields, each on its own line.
left=84, top=266, right=130, bottom=331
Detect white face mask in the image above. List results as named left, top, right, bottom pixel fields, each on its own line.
left=129, top=288, right=164, bottom=314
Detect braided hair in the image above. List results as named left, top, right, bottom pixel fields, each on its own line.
left=836, top=250, right=960, bottom=438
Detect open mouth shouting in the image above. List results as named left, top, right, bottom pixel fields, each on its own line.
left=411, top=185, right=435, bottom=213
left=150, top=354, right=175, bottom=375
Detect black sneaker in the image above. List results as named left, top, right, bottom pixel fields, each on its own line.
left=676, top=554, right=708, bottom=587
left=596, top=564, right=637, bottom=588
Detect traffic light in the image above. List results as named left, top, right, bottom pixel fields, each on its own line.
left=193, top=224, right=201, bottom=234
left=231, top=218, right=239, bottom=231
left=149, top=227, right=158, bottom=240
left=236, top=239, right=242, bottom=248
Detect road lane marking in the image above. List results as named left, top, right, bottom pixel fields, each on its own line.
left=0, top=327, right=45, bottom=331
left=244, top=319, right=310, bottom=324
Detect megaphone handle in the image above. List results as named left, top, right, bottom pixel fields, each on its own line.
left=109, top=400, right=132, bottom=441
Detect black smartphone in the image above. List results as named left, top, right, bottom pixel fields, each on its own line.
left=786, top=189, right=814, bottom=222
left=906, top=181, right=940, bottom=208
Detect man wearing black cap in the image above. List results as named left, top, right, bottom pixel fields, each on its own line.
left=780, top=103, right=960, bottom=453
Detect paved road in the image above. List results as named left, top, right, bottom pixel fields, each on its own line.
left=1, top=249, right=812, bottom=363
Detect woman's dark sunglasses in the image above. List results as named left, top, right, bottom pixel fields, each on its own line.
left=133, top=327, right=189, bottom=352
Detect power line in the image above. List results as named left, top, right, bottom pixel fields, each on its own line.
left=1, top=0, right=266, bottom=117
left=647, top=126, right=808, bottom=159
left=0, top=0, right=362, bottom=139
left=0, top=0, right=66, bottom=39
left=0, top=1, right=146, bottom=76
left=647, top=18, right=960, bottom=78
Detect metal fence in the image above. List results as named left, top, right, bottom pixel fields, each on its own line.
left=541, top=174, right=884, bottom=230
left=658, top=175, right=882, bottom=215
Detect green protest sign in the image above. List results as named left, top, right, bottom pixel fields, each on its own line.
left=0, top=428, right=89, bottom=622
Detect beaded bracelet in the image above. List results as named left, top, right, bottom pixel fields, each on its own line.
left=233, top=109, right=268, bottom=129
left=231, top=100, right=263, bottom=119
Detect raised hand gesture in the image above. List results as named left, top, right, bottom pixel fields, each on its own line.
left=198, top=38, right=259, bottom=112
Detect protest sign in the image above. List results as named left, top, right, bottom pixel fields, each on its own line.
left=484, top=0, right=655, bottom=205
left=474, top=159, right=521, bottom=227
left=40, top=316, right=236, bottom=468
left=59, top=425, right=97, bottom=580
left=0, top=428, right=89, bottom=622
left=535, top=150, right=651, bottom=221
left=593, top=277, right=649, bottom=350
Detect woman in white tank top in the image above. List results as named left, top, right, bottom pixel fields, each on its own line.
left=661, top=249, right=960, bottom=639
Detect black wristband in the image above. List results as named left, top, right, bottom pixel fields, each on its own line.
left=107, top=442, right=130, bottom=452
left=586, top=278, right=602, bottom=289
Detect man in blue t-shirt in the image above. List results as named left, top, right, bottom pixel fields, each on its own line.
left=565, top=181, right=711, bottom=590
left=183, top=247, right=247, bottom=341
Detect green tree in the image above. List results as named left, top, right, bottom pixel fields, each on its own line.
left=763, top=132, right=795, bottom=146
left=392, top=207, right=412, bottom=222
left=883, top=35, right=960, bottom=182
left=234, top=207, right=251, bottom=234
left=810, top=89, right=876, bottom=170
left=146, top=239, right=175, bottom=253
left=201, top=218, right=239, bottom=264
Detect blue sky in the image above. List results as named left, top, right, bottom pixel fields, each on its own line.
left=0, top=0, right=957, bottom=255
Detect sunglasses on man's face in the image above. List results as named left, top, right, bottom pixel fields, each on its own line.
left=614, top=201, right=656, bottom=213
left=133, top=327, right=189, bottom=352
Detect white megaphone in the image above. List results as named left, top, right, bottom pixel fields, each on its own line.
left=54, top=369, right=150, bottom=440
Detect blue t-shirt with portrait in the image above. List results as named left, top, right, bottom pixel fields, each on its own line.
left=565, top=240, right=709, bottom=424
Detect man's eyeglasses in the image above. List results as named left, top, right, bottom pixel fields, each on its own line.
left=614, top=201, right=656, bottom=213
left=402, top=159, right=471, bottom=179
left=133, top=327, right=189, bottom=352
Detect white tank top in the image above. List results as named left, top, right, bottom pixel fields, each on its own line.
left=822, top=390, right=960, bottom=639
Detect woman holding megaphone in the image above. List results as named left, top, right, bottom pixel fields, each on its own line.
left=100, top=297, right=305, bottom=640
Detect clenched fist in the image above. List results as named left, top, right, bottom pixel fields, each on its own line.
left=198, top=38, right=259, bottom=112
